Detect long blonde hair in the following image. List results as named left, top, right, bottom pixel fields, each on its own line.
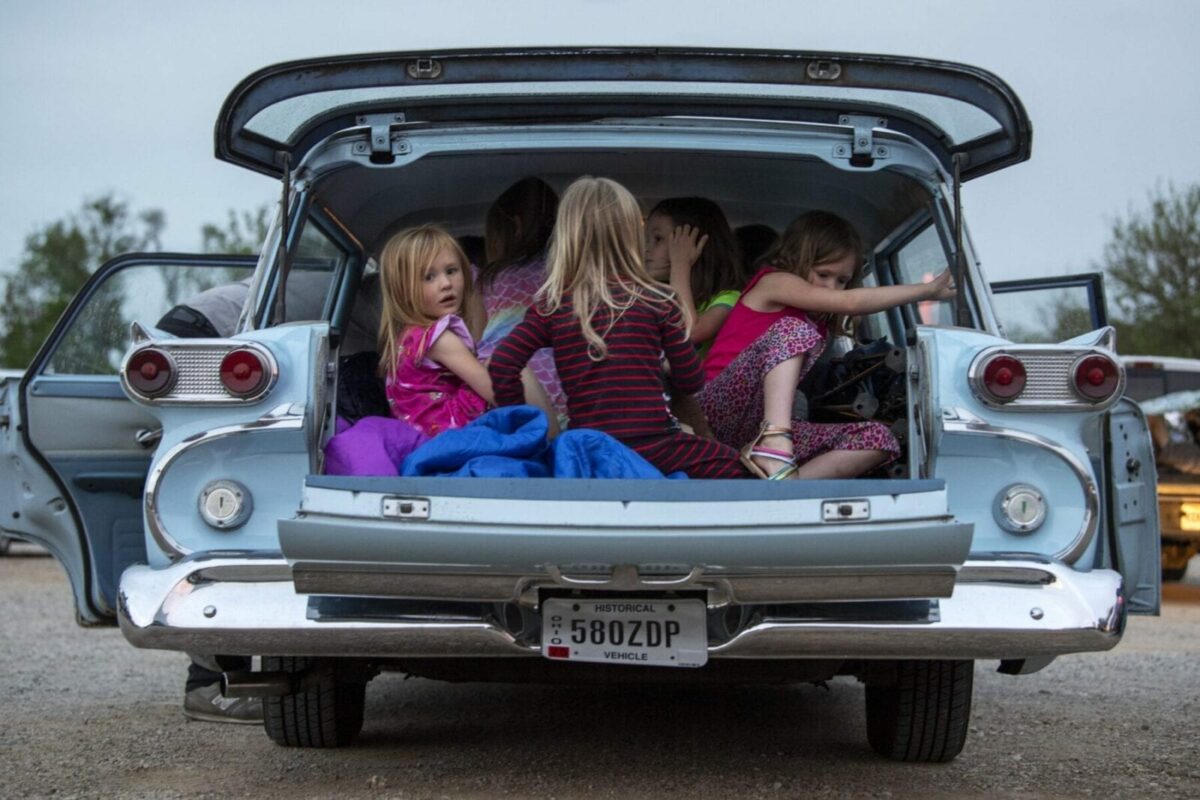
left=377, top=224, right=475, bottom=379
left=537, top=176, right=684, bottom=360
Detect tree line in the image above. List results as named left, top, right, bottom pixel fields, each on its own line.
left=2, top=184, right=1198, bottom=370
left=0, top=196, right=268, bottom=369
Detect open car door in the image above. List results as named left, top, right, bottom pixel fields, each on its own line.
left=989, top=272, right=1160, bottom=614
left=0, top=253, right=256, bottom=623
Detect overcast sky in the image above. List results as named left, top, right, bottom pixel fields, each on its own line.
left=3, top=0, right=1199, bottom=284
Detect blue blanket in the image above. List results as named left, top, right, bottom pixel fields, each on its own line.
left=401, top=405, right=683, bottom=479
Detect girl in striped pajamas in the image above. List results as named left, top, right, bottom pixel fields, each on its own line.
left=488, top=176, right=748, bottom=479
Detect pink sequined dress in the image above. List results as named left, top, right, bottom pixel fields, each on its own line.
left=384, top=314, right=488, bottom=437
left=477, top=258, right=567, bottom=422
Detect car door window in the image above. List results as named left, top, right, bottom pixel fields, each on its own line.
left=893, top=225, right=955, bottom=327
left=270, top=219, right=347, bottom=326
left=47, top=262, right=254, bottom=376
left=990, top=274, right=1107, bottom=344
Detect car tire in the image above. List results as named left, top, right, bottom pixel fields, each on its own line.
left=864, top=659, right=973, bottom=762
left=0, top=536, right=11, bottom=556
left=262, top=657, right=367, bottom=747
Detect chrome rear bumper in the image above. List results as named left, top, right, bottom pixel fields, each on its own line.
left=118, top=556, right=1124, bottom=660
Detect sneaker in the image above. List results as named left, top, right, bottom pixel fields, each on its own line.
left=183, top=683, right=263, bottom=725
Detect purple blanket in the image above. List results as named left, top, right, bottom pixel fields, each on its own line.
left=323, top=416, right=428, bottom=476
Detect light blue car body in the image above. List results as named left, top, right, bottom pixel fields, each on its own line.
left=0, top=47, right=1163, bottom=759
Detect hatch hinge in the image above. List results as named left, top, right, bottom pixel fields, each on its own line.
left=833, top=115, right=889, bottom=165
left=354, top=113, right=411, bottom=157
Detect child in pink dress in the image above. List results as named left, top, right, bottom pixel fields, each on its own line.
left=378, top=225, right=491, bottom=437
left=698, top=211, right=956, bottom=480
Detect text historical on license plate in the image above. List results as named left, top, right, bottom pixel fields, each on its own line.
left=541, top=598, right=708, bottom=668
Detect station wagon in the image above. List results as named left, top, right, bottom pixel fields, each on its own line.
left=0, top=48, right=1161, bottom=762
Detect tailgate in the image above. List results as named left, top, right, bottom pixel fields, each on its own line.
left=280, top=477, right=972, bottom=604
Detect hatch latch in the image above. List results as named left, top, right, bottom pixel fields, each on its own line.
left=834, top=115, right=889, bottom=166
left=382, top=496, right=430, bottom=520
left=407, top=58, right=443, bottom=80
left=822, top=499, right=870, bottom=522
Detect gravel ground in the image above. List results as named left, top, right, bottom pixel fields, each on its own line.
left=2, top=543, right=1198, bottom=799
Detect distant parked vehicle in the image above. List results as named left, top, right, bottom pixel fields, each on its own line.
left=1122, top=356, right=1200, bottom=580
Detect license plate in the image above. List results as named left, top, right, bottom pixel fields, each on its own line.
left=541, top=598, right=708, bottom=668
left=1181, top=503, right=1200, bottom=532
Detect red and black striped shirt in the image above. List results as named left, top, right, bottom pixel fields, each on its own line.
left=489, top=293, right=703, bottom=440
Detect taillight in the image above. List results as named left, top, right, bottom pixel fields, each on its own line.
left=1073, top=355, right=1120, bottom=401
left=980, top=354, right=1027, bottom=402
left=220, top=348, right=268, bottom=398
left=125, top=348, right=175, bottom=398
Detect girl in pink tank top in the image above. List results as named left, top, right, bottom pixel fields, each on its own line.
left=378, top=225, right=492, bottom=438
left=697, top=212, right=956, bottom=480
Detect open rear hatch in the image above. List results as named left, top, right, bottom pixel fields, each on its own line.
left=280, top=477, right=972, bottom=605
left=217, top=47, right=1031, bottom=181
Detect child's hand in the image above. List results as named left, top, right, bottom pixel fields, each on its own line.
left=926, top=270, right=957, bottom=301
left=669, top=225, right=709, bottom=274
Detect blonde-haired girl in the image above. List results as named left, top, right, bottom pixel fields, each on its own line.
left=489, top=176, right=747, bottom=478
left=377, top=224, right=492, bottom=437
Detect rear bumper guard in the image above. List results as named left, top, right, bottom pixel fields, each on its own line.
left=118, top=556, right=1124, bottom=660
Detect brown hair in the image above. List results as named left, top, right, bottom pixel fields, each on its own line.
left=481, top=177, right=559, bottom=284
left=762, top=211, right=864, bottom=331
left=377, top=224, right=476, bottom=379
left=539, top=176, right=684, bottom=360
left=647, top=197, right=748, bottom=307
left=761, top=211, right=863, bottom=279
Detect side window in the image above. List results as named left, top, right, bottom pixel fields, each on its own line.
left=854, top=269, right=893, bottom=343
left=46, top=261, right=254, bottom=375
left=990, top=274, right=1108, bottom=344
left=893, top=225, right=954, bottom=327
left=273, top=219, right=347, bottom=326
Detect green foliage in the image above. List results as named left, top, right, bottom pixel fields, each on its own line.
left=1047, top=295, right=1095, bottom=343
left=170, top=206, right=271, bottom=299
left=0, top=200, right=273, bottom=370
left=200, top=206, right=270, bottom=255
left=1100, top=184, right=1200, bottom=357
left=0, top=195, right=163, bottom=370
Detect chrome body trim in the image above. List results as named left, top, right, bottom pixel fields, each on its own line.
left=118, top=556, right=1124, bottom=660
left=145, top=404, right=304, bottom=559
left=291, top=562, right=961, bottom=607
left=120, top=338, right=279, bottom=405
left=966, top=342, right=1125, bottom=412
left=941, top=407, right=1099, bottom=563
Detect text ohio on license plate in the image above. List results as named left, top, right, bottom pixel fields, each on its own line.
left=541, top=598, right=707, bottom=668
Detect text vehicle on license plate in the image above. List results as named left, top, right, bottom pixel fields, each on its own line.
left=541, top=598, right=708, bottom=668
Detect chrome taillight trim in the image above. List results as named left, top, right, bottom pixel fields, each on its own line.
left=942, top=407, right=1098, bottom=564
left=968, top=345, right=1126, bottom=411
left=121, top=338, right=279, bottom=405
left=122, top=347, right=179, bottom=399
left=1068, top=352, right=1121, bottom=402
left=145, top=403, right=305, bottom=559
